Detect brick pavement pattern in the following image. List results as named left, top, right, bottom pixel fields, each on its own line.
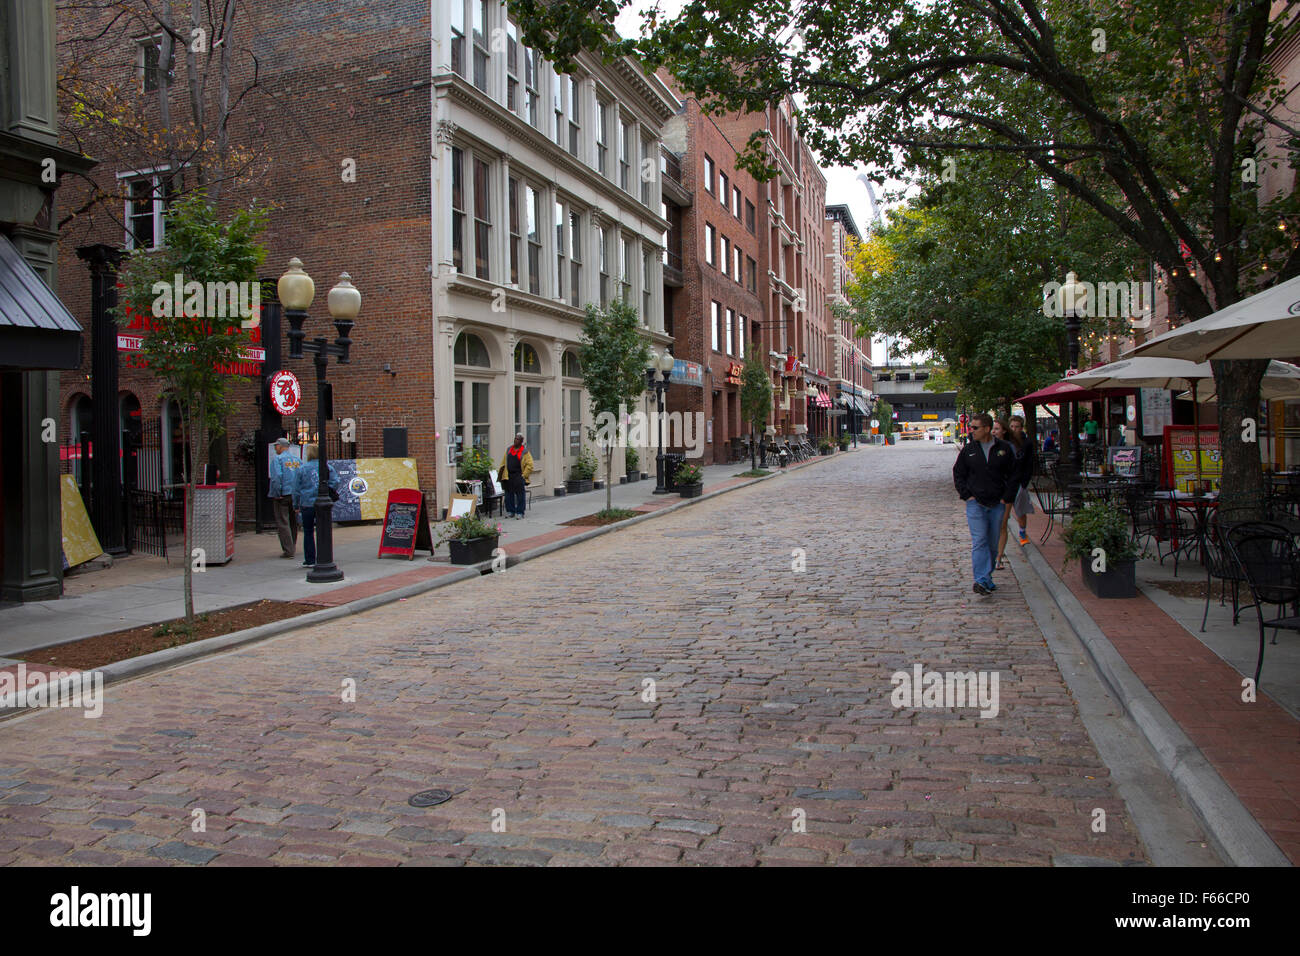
left=0, top=445, right=1147, bottom=866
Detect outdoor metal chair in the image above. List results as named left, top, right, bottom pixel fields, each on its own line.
left=1138, top=492, right=1193, bottom=577
left=1034, top=460, right=1074, bottom=545
left=1225, top=526, right=1300, bottom=687
left=1200, top=514, right=1250, bottom=631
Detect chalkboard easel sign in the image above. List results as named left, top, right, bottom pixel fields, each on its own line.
left=378, top=488, right=430, bottom=560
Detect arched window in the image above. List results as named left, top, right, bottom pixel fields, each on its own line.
left=454, top=331, right=491, bottom=367
left=514, top=341, right=541, bottom=374
left=562, top=350, right=582, bottom=378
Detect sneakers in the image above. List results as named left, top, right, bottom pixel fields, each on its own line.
left=986, top=581, right=998, bottom=592
left=972, top=582, right=990, bottom=595
left=1018, top=528, right=1029, bottom=546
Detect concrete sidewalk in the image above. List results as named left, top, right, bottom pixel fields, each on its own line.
left=0, top=448, right=863, bottom=658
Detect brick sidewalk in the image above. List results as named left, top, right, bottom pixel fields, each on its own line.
left=1031, top=516, right=1300, bottom=863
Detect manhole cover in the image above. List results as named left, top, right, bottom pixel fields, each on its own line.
left=408, top=789, right=453, bottom=808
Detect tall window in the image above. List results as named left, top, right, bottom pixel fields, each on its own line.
left=734, top=245, right=743, bottom=285
left=733, top=186, right=743, bottom=219
left=597, top=226, right=610, bottom=307
left=620, top=235, right=633, bottom=304
left=505, top=21, right=519, bottom=111
left=596, top=100, right=610, bottom=175
left=711, top=301, right=721, bottom=352
left=451, top=149, right=465, bottom=271
left=515, top=384, right=543, bottom=457
left=472, top=0, right=489, bottom=92
left=704, top=155, right=715, bottom=194
left=719, top=171, right=730, bottom=206
left=567, top=76, right=581, bottom=156
left=553, top=66, right=563, bottom=145
left=726, top=308, right=735, bottom=355
left=524, top=47, right=540, bottom=126
left=508, top=175, right=521, bottom=285
left=641, top=139, right=654, bottom=205
left=555, top=199, right=566, bottom=303
left=619, top=118, right=632, bottom=191
left=473, top=156, right=491, bottom=279
left=569, top=211, right=582, bottom=307
left=721, top=236, right=731, bottom=279
left=564, top=385, right=583, bottom=455
left=737, top=314, right=746, bottom=356
left=526, top=185, right=543, bottom=295
left=745, top=199, right=755, bottom=233
left=122, top=168, right=174, bottom=250
left=705, top=223, right=715, bottom=266
left=454, top=380, right=492, bottom=456
left=450, top=3, right=465, bottom=77
left=747, top=255, right=756, bottom=292
left=642, top=249, right=653, bottom=324
left=138, top=35, right=175, bottom=93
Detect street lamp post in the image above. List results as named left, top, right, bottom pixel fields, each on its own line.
left=1050, top=271, right=1088, bottom=505
left=278, top=258, right=361, bottom=583
left=646, top=350, right=675, bottom=493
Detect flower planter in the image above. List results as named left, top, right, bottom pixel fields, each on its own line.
left=566, top=479, right=594, bottom=494
left=1080, top=559, right=1137, bottom=599
left=820, top=448, right=832, bottom=456
left=625, top=471, right=640, bottom=483
left=678, top=482, right=704, bottom=498
left=448, top=534, right=499, bottom=565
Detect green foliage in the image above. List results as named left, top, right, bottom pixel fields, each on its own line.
left=625, top=446, right=639, bottom=473
left=837, top=434, right=850, bottom=450
left=739, top=345, right=773, bottom=432
left=595, top=508, right=638, bottom=521
left=578, top=299, right=650, bottom=510
left=674, top=463, right=703, bottom=485
left=458, top=446, right=496, bottom=482
left=818, top=435, right=833, bottom=452
left=436, top=513, right=501, bottom=546
left=875, top=401, right=894, bottom=437
left=1061, top=502, right=1142, bottom=569
left=569, top=446, right=598, bottom=481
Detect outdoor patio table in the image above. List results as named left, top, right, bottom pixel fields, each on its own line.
left=1155, top=490, right=1218, bottom=564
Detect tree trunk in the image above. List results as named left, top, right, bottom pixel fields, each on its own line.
left=1212, top=358, right=1269, bottom=523
left=182, top=402, right=195, bottom=624
left=751, top=424, right=757, bottom=472
left=605, top=445, right=613, bottom=512
left=213, top=0, right=236, bottom=201
left=187, top=0, right=207, bottom=188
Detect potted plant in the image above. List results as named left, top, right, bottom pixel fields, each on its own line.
left=566, top=446, right=598, bottom=493
left=458, top=446, right=495, bottom=482
left=818, top=436, right=834, bottom=455
left=838, top=434, right=850, bottom=451
left=437, top=513, right=502, bottom=565
left=1061, top=501, right=1143, bottom=598
left=625, top=446, right=640, bottom=482
left=675, top=462, right=704, bottom=498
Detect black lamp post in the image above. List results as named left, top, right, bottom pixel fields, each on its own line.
left=1050, top=271, right=1087, bottom=505
left=646, top=350, right=675, bottom=494
left=278, top=258, right=361, bottom=583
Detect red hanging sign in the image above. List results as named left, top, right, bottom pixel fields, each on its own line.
left=269, top=370, right=302, bottom=415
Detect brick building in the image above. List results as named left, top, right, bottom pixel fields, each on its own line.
left=825, top=203, right=874, bottom=436
left=54, top=1, right=675, bottom=542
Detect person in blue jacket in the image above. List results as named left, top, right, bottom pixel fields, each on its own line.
left=294, top=443, right=340, bottom=568
left=268, top=437, right=301, bottom=558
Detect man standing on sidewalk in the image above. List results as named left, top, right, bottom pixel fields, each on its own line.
left=269, top=437, right=301, bottom=558
left=954, top=414, right=1019, bottom=595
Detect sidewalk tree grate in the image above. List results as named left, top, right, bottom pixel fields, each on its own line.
left=408, top=789, right=453, bottom=808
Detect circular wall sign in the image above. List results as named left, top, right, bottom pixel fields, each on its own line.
left=870, top=419, right=880, bottom=428
left=269, top=370, right=302, bottom=415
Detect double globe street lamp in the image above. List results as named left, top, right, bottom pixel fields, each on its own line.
left=278, top=257, right=361, bottom=583
left=645, top=349, right=676, bottom=493
left=1046, top=270, right=1088, bottom=504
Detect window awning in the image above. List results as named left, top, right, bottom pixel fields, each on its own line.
left=0, top=234, right=82, bottom=371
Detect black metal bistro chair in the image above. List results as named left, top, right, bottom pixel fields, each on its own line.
left=1225, top=524, right=1300, bottom=687
left=1200, top=514, right=1250, bottom=631
left=1034, top=459, right=1073, bottom=545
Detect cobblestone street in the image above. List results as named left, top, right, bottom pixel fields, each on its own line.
left=0, top=445, right=1148, bottom=866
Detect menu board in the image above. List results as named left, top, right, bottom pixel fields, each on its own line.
left=377, top=489, right=431, bottom=559
left=1163, top=425, right=1221, bottom=492
left=1141, top=388, right=1173, bottom=438
left=1106, top=445, right=1142, bottom=476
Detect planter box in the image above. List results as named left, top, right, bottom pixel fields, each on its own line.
left=625, top=471, right=640, bottom=483
left=1081, top=559, right=1137, bottom=599
left=820, top=448, right=832, bottom=456
left=448, top=534, right=499, bottom=565
left=566, top=479, right=594, bottom=494
left=678, top=482, right=704, bottom=498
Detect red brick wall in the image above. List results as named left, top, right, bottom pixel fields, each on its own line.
left=55, top=1, right=435, bottom=525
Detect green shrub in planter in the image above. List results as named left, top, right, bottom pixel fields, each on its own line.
left=818, top=436, right=834, bottom=454
left=837, top=435, right=850, bottom=450
left=569, top=447, right=598, bottom=481
left=625, top=446, right=640, bottom=481
left=457, top=446, right=496, bottom=482
left=1061, top=501, right=1143, bottom=598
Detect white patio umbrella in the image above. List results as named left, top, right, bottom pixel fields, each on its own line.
left=1175, top=360, right=1300, bottom=403
left=1125, top=273, right=1300, bottom=361
left=1067, top=357, right=1216, bottom=487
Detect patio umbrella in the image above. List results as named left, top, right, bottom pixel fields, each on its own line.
left=1066, top=358, right=1215, bottom=487
left=1125, top=273, right=1300, bottom=361
left=1174, top=360, right=1300, bottom=403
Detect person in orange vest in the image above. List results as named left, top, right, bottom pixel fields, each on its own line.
left=498, top=435, right=535, bottom=518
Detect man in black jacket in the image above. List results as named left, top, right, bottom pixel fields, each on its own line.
left=953, top=413, right=1020, bottom=595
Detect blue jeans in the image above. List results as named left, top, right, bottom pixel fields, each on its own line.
left=965, top=499, right=1005, bottom=587
left=300, top=506, right=316, bottom=565
left=505, top=488, right=525, bottom=516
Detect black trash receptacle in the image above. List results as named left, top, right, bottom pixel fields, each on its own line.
left=663, top=453, right=686, bottom=490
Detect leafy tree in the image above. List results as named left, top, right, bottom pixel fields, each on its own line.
left=739, top=344, right=773, bottom=471
left=578, top=299, right=650, bottom=513
left=116, top=191, right=269, bottom=625
left=510, top=0, right=1300, bottom=517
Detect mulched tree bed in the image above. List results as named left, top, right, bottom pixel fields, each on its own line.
left=560, top=509, right=650, bottom=527
left=18, top=600, right=318, bottom=670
